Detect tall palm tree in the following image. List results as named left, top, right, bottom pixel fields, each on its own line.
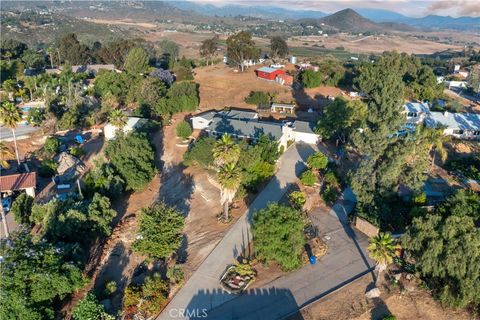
left=0, top=142, right=14, bottom=169
left=24, top=76, right=38, bottom=101
left=0, top=102, right=22, bottom=166
left=47, top=47, right=55, bottom=68
left=212, top=134, right=240, bottom=168
left=108, top=109, right=128, bottom=128
left=217, top=163, right=242, bottom=221
left=367, top=232, right=399, bottom=284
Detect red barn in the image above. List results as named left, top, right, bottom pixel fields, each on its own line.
left=255, top=67, right=285, bottom=80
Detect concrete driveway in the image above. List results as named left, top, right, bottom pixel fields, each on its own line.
left=200, top=189, right=375, bottom=320
left=159, top=143, right=317, bottom=319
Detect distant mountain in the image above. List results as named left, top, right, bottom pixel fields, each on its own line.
left=354, top=8, right=409, bottom=23
left=167, top=1, right=326, bottom=20
left=403, top=15, right=480, bottom=32
left=315, top=8, right=383, bottom=32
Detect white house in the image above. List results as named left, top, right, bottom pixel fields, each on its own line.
left=104, top=117, right=147, bottom=140
left=190, top=109, right=320, bottom=149
left=447, top=81, right=467, bottom=89
left=425, top=111, right=480, bottom=140
left=403, top=102, right=430, bottom=124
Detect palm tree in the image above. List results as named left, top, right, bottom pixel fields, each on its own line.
left=217, top=163, right=242, bottom=221
left=0, top=142, right=14, bottom=169
left=108, top=109, right=128, bottom=128
left=47, top=47, right=55, bottom=68
left=24, top=76, right=38, bottom=101
left=0, top=102, right=22, bottom=166
left=212, top=134, right=240, bottom=167
left=367, top=232, right=399, bottom=285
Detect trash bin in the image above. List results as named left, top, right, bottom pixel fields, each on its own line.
left=309, top=256, right=317, bottom=265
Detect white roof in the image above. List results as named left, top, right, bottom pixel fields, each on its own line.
left=404, top=102, right=430, bottom=114
left=426, top=112, right=480, bottom=131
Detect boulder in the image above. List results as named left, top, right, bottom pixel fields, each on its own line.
left=365, top=287, right=381, bottom=299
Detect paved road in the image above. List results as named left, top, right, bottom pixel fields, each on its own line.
left=201, top=188, right=375, bottom=320
left=0, top=124, right=40, bottom=141
left=159, top=143, right=318, bottom=320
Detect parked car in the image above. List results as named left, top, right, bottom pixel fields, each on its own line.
left=2, top=197, right=12, bottom=213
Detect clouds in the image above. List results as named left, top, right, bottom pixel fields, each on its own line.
left=428, top=0, right=480, bottom=17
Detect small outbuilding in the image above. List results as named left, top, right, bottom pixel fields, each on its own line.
left=275, top=73, right=294, bottom=86
left=255, top=67, right=285, bottom=81
left=293, top=120, right=320, bottom=144
left=271, top=103, right=296, bottom=114
left=104, top=117, right=147, bottom=140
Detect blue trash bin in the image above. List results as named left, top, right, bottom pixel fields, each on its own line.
left=309, top=256, right=317, bottom=265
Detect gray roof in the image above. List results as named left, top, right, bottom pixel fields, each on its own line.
left=426, top=112, right=480, bottom=131
left=217, top=109, right=258, bottom=120
left=404, top=102, right=430, bottom=113
left=293, top=120, right=316, bottom=134
left=272, top=103, right=296, bottom=109
left=193, top=110, right=217, bottom=121
left=206, top=118, right=284, bottom=140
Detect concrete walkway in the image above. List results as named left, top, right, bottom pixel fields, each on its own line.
left=159, top=144, right=317, bottom=319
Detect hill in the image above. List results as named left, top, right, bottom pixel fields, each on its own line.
left=313, top=8, right=383, bottom=33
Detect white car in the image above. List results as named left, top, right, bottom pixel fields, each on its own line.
left=270, top=63, right=285, bottom=69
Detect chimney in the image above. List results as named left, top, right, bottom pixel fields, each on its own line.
left=444, top=111, right=449, bottom=118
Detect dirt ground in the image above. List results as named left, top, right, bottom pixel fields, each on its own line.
left=296, top=274, right=472, bottom=320
left=194, top=64, right=294, bottom=110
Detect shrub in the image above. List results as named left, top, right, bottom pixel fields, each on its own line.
left=104, top=281, right=117, bottom=296
left=322, top=186, right=337, bottom=204
left=300, top=169, right=316, bottom=186
left=252, top=204, right=305, bottom=271
left=176, top=120, right=192, bottom=139
left=244, top=91, right=270, bottom=106
left=289, top=191, right=306, bottom=209
left=307, top=152, right=328, bottom=170
left=72, top=293, right=113, bottom=320
left=183, top=137, right=216, bottom=168
left=324, top=171, right=340, bottom=188
left=11, top=193, right=34, bottom=225
left=39, top=159, right=58, bottom=177
left=382, top=316, right=397, bottom=320
left=123, top=273, right=169, bottom=317
left=69, top=146, right=84, bottom=158
left=413, top=192, right=427, bottom=205
left=166, top=265, right=184, bottom=285
left=41, top=137, right=60, bottom=158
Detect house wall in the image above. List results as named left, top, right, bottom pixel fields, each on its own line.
left=444, top=128, right=480, bottom=140
left=191, top=117, right=211, bottom=130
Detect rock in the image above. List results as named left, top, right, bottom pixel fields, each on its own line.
left=394, top=273, right=402, bottom=281
left=365, top=288, right=381, bottom=299
left=406, top=274, right=413, bottom=280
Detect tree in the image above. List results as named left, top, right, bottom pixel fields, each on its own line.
left=137, top=77, right=166, bottom=108
left=307, top=151, right=328, bottom=170
left=183, top=136, right=216, bottom=168
left=124, top=47, right=150, bottom=75
left=176, top=120, right=192, bottom=140
left=21, top=49, right=45, bottom=69
left=403, top=211, right=480, bottom=308
left=300, top=169, right=316, bottom=186
left=0, top=230, right=84, bottom=320
left=132, top=203, right=184, bottom=259
left=270, top=36, right=289, bottom=58
left=212, top=134, right=240, bottom=167
left=289, top=191, right=306, bottom=209
left=0, top=141, right=14, bottom=169
left=85, top=160, right=125, bottom=199
left=155, top=81, right=199, bottom=116
left=123, top=273, right=169, bottom=318
left=57, top=33, right=89, bottom=65
left=467, top=64, right=480, bottom=93
left=0, top=101, right=22, bottom=166
left=72, top=293, right=114, bottom=320
left=158, top=40, right=179, bottom=68
left=150, top=68, right=174, bottom=86
left=244, top=91, right=270, bottom=106
left=105, top=133, right=156, bottom=191
left=301, top=70, right=322, bottom=88
left=217, top=163, right=242, bottom=221
left=226, top=31, right=260, bottom=72
left=252, top=204, right=305, bottom=271
left=1, top=39, right=27, bottom=59
left=107, top=109, right=127, bottom=128
left=367, top=232, right=399, bottom=284
left=200, top=36, right=218, bottom=65
left=316, top=97, right=367, bottom=143
left=11, top=193, right=34, bottom=225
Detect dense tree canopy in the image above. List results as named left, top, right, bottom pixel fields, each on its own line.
left=301, top=70, right=322, bottom=88
left=200, top=36, right=218, bottom=65
left=124, top=47, right=150, bottom=75
left=403, top=192, right=480, bottom=308
left=252, top=204, right=305, bottom=271
left=270, top=36, right=289, bottom=58
left=105, top=133, right=156, bottom=191
left=57, top=33, right=89, bottom=65
left=226, top=31, right=260, bottom=72
left=0, top=231, right=84, bottom=320
left=132, top=203, right=185, bottom=259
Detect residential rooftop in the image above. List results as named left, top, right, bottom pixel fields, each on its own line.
left=426, top=112, right=480, bottom=131
left=256, top=66, right=278, bottom=73
left=206, top=117, right=284, bottom=140
left=293, top=120, right=316, bottom=134
left=404, top=102, right=430, bottom=114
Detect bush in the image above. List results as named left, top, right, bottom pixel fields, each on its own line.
left=104, top=281, right=117, bottom=296
left=183, top=137, right=216, bottom=168
left=85, top=160, right=125, bottom=199
left=244, top=91, right=270, bottom=106
left=41, top=137, right=60, bottom=158
left=132, top=203, right=185, bottom=259
left=444, top=156, right=480, bottom=180
left=72, top=293, right=113, bottom=320
left=105, top=133, right=156, bottom=191
left=322, top=185, right=337, bottom=204
left=300, top=169, right=316, bottom=186
left=39, top=159, right=58, bottom=177
left=289, top=191, right=306, bottom=209
left=413, top=192, right=427, bottom=205
left=301, top=70, right=322, bottom=88
left=324, top=171, right=340, bottom=188
left=166, top=265, right=184, bottom=285
left=382, top=316, right=397, bottom=320
left=176, top=120, right=192, bottom=139
left=69, top=146, right=84, bottom=158
left=252, top=204, right=305, bottom=271
left=307, top=152, right=328, bottom=170
left=123, top=273, right=169, bottom=318
left=11, top=193, right=34, bottom=225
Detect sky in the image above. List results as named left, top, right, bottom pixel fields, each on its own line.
left=190, top=0, right=480, bottom=17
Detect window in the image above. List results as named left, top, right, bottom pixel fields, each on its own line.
left=453, top=130, right=464, bottom=135
left=473, top=131, right=480, bottom=136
